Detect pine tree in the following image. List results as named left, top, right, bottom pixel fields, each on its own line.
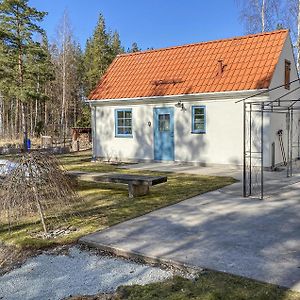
left=110, top=30, right=124, bottom=57
left=84, top=14, right=110, bottom=95
left=129, top=42, right=141, bottom=53
left=27, top=35, right=54, bottom=136
left=0, top=0, right=48, bottom=149
left=83, top=13, right=123, bottom=96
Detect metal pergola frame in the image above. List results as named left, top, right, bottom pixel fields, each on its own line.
left=238, top=79, right=300, bottom=199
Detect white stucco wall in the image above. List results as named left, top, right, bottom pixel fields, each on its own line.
left=174, top=100, right=244, bottom=165
left=267, top=34, right=300, bottom=166
left=93, top=104, right=154, bottom=161
left=91, top=97, right=254, bottom=166
left=268, top=110, right=300, bottom=166
left=269, top=34, right=299, bottom=100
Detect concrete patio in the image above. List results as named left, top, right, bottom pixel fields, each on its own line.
left=80, top=162, right=300, bottom=291
left=120, top=161, right=300, bottom=197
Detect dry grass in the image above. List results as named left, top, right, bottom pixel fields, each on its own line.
left=68, top=271, right=300, bottom=300
left=0, top=151, right=235, bottom=249
left=0, top=137, right=42, bottom=147
left=114, top=272, right=300, bottom=300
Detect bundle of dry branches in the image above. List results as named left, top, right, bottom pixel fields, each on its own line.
left=0, top=151, right=81, bottom=235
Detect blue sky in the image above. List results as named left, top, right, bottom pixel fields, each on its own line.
left=28, top=0, right=243, bottom=50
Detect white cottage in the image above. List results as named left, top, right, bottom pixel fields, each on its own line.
left=88, top=30, right=300, bottom=168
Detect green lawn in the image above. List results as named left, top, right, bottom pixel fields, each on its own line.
left=0, top=151, right=236, bottom=249
left=113, top=272, right=300, bottom=300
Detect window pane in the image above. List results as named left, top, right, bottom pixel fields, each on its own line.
left=194, top=114, right=204, bottom=121
left=125, top=127, right=132, bottom=134
left=194, top=123, right=204, bottom=130
left=125, top=119, right=132, bottom=126
left=117, top=127, right=125, bottom=134
left=194, top=123, right=201, bottom=130
left=159, top=120, right=165, bottom=131
left=159, top=114, right=170, bottom=131
left=118, top=119, right=125, bottom=126
left=164, top=120, right=170, bottom=131
left=125, top=111, right=132, bottom=118
left=194, top=108, right=204, bottom=115
left=117, top=111, right=124, bottom=119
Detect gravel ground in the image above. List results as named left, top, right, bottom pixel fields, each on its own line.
left=0, top=246, right=175, bottom=300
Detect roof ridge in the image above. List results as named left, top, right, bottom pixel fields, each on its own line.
left=118, top=29, right=289, bottom=58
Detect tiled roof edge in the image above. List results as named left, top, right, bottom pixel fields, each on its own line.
left=117, top=29, right=289, bottom=58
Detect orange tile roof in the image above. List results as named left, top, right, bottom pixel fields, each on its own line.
left=89, top=30, right=289, bottom=100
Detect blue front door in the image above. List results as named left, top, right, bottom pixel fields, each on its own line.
left=154, top=107, right=174, bottom=161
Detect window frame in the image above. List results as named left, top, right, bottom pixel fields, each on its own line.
left=285, top=59, right=291, bottom=90
left=115, top=108, right=133, bottom=138
left=191, top=105, right=206, bottom=134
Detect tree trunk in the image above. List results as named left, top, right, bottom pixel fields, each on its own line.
left=21, top=102, right=28, bottom=151
left=44, top=101, right=48, bottom=133
left=11, top=101, right=14, bottom=139
left=34, top=99, right=38, bottom=134
left=15, top=100, right=18, bottom=138
left=0, top=94, right=3, bottom=137
left=297, top=0, right=300, bottom=71
left=33, top=185, right=48, bottom=234
left=61, top=16, right=67, bottom=146
left=30, top=101, right=33, bottom=136
left=17, top=7, right=28, bottom=151
left=73, top=100, right=77, bottom=127
left=261, top=0, right=266, bottom=32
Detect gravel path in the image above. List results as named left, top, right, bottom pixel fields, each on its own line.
left=0, top=247, right=174, bottom=300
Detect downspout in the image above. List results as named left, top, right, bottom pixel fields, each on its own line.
left=89, top=103, right=97, bottom=161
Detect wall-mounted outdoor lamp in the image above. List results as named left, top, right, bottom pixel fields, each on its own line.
left=175, top=101, right=185, bottom=111
left=148, top=121, right=151, bottom=127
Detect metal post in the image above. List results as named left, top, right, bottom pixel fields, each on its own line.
left=298, top=134, right=300, bottom=160
left=287, top=109, right=290, bottom=177
left=243, top=102, right=247, bottom=197
left=290, top=107, right=294, bottom=176
left=261, top=104, right=264, bottom=200
left=249, top=103, right=252, bottom=195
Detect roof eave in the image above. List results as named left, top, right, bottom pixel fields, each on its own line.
left=87, top=89, right=269, bottom=106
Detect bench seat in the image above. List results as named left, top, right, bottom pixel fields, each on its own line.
left=68, top=171, right=167, bottom=198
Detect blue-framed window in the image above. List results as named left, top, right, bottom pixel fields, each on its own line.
left=192, top=106, right=206, bottom=133
left=115, top=109, right=133, bottom=137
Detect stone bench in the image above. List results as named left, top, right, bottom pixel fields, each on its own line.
left=68, top=171, right=167, bottom=198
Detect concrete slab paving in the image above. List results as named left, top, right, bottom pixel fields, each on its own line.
left=80, top=180, right=300, bottom=291
left=119, top=162, right=242, bottom=180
